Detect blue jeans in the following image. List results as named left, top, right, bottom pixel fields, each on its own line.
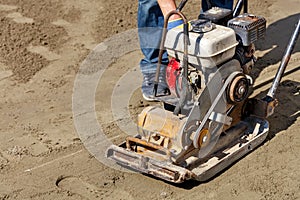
left=138, top=0, right=234, bottom=75
left=201, top=0, right=233, bottom=11
left=138, top=0, right=169, bottom=75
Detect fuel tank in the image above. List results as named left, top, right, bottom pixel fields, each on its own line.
left=165, top=23, right=238, bottom=69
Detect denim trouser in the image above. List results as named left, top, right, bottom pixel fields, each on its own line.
left=138, top=0, right=168, bottom=75
left=201, top=0, right=233, bottom=11
left=138, top=0, right=234, bottom=75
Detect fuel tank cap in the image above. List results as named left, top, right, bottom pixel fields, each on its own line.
left=190, top=19, right=213, bottom=33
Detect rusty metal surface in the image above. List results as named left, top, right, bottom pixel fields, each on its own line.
left=126, top=136, right=171, bottom=158
left=106, top=144, right=195, bottom=183
left=106, top=117, right=269, bottom=183
left=245, top=98, right=278, bottom=118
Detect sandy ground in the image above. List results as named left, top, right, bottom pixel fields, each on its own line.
left=0, top=0, right=299, bottom=199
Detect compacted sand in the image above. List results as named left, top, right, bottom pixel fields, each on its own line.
left=0, top=0, right=299, bottom=199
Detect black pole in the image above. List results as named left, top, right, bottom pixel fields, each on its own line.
left=243, top=0, right=248, bottom=13
left=267, top=18, right=300, bottom=99
left=233, top=0, right=244, bottom=17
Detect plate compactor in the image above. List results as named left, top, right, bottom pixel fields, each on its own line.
left=107, top=0, right=300, bottom=183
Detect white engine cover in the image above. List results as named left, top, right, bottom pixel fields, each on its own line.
left=165, top=23, right=238, bottom=69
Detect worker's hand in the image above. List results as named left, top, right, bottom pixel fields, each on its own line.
left=167, top=18, right=184, bottom=30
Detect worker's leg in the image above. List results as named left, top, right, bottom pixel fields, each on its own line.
left=138, top=0, right=170, bottom=100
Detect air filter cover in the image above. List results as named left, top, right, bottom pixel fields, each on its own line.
left=228, top=13, right=266, bottom=46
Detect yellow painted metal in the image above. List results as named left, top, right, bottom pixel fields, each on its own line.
left=138, top=106, right=186, bottom=139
